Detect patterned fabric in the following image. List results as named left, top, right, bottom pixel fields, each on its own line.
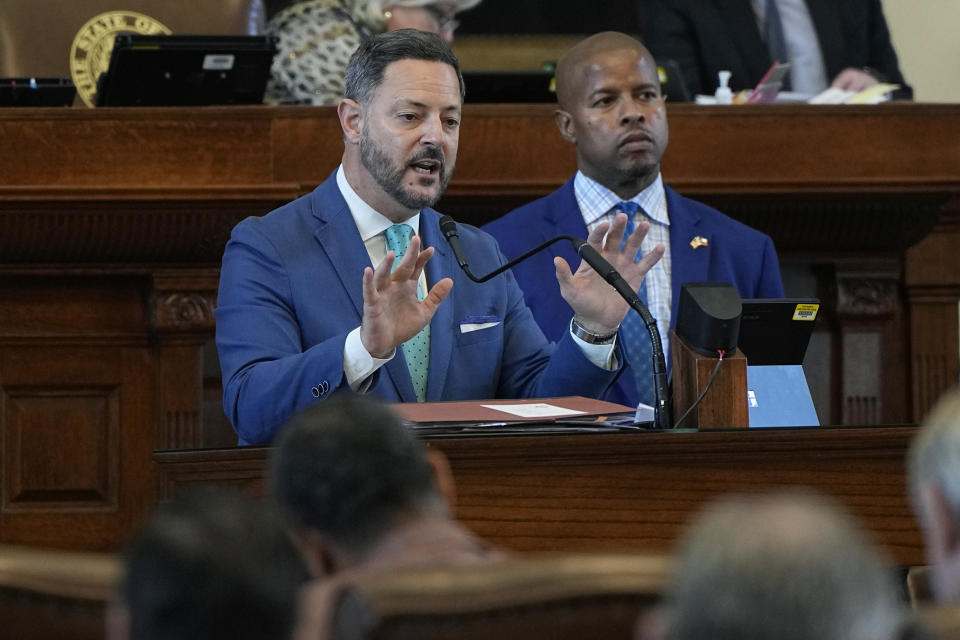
left=573, top=171, right=672, bottom=367
left=264, top=0, right=380, bottom=105
left=384, top=223, right=430, bottom=402
left=612, top=201, right=654, bottom=406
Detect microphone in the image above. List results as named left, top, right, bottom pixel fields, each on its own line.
left=438, top=215, right=473, bottom=275
left=438, top=215, right=673, bottom=430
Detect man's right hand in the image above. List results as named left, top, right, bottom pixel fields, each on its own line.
left=359, top=235, right=453, bottom=358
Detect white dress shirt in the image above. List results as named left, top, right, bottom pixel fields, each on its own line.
left=751, top=0, right=829, bottom=95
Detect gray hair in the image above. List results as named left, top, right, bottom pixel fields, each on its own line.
left=908, top=391, right=960, bottom=527
left=343, top=28, right=464, bottom=105
left=664, top=490, right=905, bottom=640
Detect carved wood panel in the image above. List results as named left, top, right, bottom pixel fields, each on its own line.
left=0, top=345, right=155, bottom=550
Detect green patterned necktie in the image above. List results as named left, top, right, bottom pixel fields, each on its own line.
left=384, top=224, right=429, bottom=402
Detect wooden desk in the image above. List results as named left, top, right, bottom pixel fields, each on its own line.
left=155, top=425, right=923, bottom=566
left=0, top=104, right=956, bottom=551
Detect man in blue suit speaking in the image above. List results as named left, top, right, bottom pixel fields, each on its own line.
left=215, top=29, right=664, bottom=445
left=484, top=32, right=784, bottom=409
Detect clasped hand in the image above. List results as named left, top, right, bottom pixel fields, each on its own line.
left=555, top=213, right=665, bottom=335
left=359, top=235, right=452, bottom=359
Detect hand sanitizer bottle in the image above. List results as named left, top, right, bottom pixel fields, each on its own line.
left=715, top=70, right=732, bottom=104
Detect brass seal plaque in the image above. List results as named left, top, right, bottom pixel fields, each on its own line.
left=70, top=11, right=172, bottom=107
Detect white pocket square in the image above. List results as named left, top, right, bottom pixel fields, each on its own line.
left=460, top=321, right=501, bottom=333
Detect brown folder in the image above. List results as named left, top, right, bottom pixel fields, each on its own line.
left=391, top=396, right=634, bottom=425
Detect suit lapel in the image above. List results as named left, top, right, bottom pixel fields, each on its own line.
left=419, top=210, right=454, bottom=401
left=310, top=174, right=416, bottom=402
left=310, top=176, right=370, bottom=319
left=716, top=0, right=774, bottom=85
left=804, top=0, right=844, bottom=80
left=666, top=187, right=710, bottom=329
left=545, top=179, right=590, bottom=268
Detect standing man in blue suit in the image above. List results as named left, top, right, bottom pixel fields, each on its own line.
left=484, top=32, right=783, bottom=409
left=215, top=29, right=664, bottom=445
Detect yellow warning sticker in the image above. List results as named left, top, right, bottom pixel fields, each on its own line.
left=793, top=303, right=819, bottom=321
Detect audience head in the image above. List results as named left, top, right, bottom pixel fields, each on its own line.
left=663, top=490, right=904, bottom=640
left=909, top=390, right=960, bottom=603
left=554, top=31, right=668, bottom=199
left=270, top=393, right=453, bottom=575
left=109, top=487, right=309, bottom=640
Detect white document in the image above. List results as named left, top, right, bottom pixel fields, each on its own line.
left=480, top=403, right=587, bottom=418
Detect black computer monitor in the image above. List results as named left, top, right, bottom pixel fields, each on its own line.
left=0, top=78, right=76, bottom=107
left=737, top=298, right=820, bottom=365
left=95, top=34, right=277, bottom=107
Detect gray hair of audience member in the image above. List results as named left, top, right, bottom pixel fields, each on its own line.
left=270, top=393, right=446, bottom=557
left=663, top=490, right=904, bottom=640
left=118, top=487, right=309, bottom=640
left=908, top=392, right=960, bottom=529
left=343, top=28, right=465, bottom=105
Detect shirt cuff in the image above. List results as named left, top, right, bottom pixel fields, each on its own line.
left=570, top=327, right=618, bottom=370
left=344, top=327, right=395, bottom=391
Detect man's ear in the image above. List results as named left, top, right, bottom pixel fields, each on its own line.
left=290, top=528, right=340, bottom=578
left=338, top=98, right=363, bottom=145
left=426, top=448, right=457, bottom=516
left=555, top=108, right=576, bottom=144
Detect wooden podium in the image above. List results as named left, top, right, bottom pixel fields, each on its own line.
left=671, top=331, right=749, bottom=428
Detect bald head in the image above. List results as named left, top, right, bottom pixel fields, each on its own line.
left=552, top=31, right=667, bottom=198
left=556, top=32, right=657, bottom=110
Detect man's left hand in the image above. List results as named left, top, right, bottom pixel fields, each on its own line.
left=554, top=213, right=665, bottom=335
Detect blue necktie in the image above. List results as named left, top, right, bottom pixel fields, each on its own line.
left=614, top=201, right=654, bottom=406
left=765, top=0, right=791, bottom=90
left=384, top=224, right=429, bottom=402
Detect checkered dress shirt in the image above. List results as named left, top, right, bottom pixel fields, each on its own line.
left=573, top=171, right=673, bottom=365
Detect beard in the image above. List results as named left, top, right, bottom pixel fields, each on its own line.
left=359, top=132, right=454, bottom=211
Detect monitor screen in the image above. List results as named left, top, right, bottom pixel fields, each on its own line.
left=95, top=34, right=277, bottom=107
left=0, top=78, right=76, bottom=107
left=737, top=298, right=820, bottom=366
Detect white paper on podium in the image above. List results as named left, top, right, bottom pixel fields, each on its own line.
left=480, top=403, right=587, bottom=419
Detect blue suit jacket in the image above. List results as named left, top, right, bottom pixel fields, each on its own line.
left=483, top=178, right=784, bottom=407
left=216, top=172, right=622, bottom=444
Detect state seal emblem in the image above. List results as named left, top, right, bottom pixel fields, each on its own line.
left=70, top=11, right=172, bottom=107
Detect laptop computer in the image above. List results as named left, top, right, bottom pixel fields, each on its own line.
left=738, top=298, right=820, bottom=427
left=461, top=70, right=555, bottom=103
left=95, top=34, right=277, bottom=107
left=0, top=78, right=76, bottom=107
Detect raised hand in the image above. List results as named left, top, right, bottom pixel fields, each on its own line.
left=359, top=235, right=452, bottom=358
left=554, top=213, right=664, bottom=335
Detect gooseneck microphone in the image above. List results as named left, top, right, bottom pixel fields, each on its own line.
left=438, top=215, right=672, bottom=430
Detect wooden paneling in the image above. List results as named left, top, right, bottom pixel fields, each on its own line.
left=155, top=426, right=923, bottom=566
left=0, top=346, right=155, bottom=550
left=0, top=104, right=957, bottom=550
